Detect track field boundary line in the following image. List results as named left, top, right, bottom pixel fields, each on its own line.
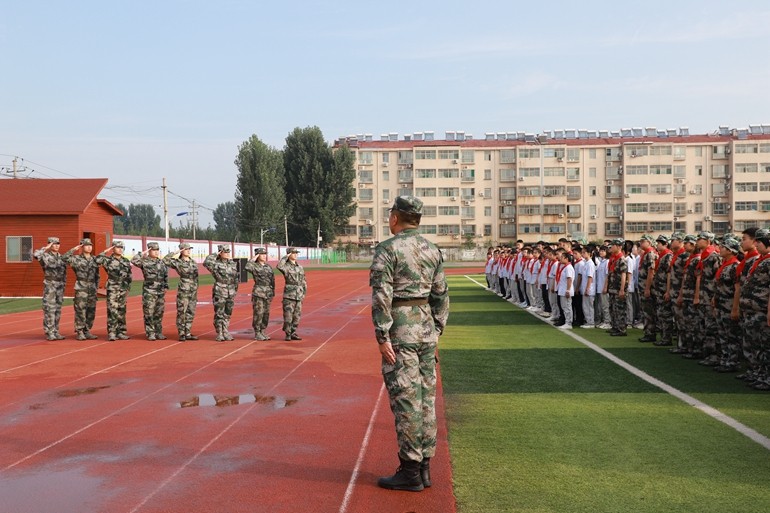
left=462, top=274, right=770, bottom=451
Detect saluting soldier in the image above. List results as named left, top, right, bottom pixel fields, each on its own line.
left=638, top=234, right=659, bottom=343
left=163, top=242, right=200, bottom=341
left=95, top=241, right=133, bottom=341
left=277, top=247, right=307, bottom=341
left=693, top=231, right=720, bottom=366
left=651, top=235, right=674, bottom=346
left=666, top=232, right=689, bottom=353
left=33, top=237, right=68, bottom=340
left=605, top=238, right=628, bottom=337
left=677, top=235, right=701, bottom=359
left=131, top=242, right=169, bottom=341
left=737, top=228, right=770, bottom=391
left=246, top=247, right=275, bottom=341
left=62, top=238, right=100, bottom=340
left=732, top=227, right=760, bottom=381
left=203, top=244, right=239, bottom=341
left=713, top=236, right=742, bottom=372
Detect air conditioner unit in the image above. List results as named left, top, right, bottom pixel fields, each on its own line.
left=689, top=189, right=698, bottom=194
left=557, top=157, right=563, bottom=162
left=558, top=214, right=565, bottom=218
left=687, top=209, right=694, bottom=213
left=606, top=180, right=614, bottom=185
left=618, top=167, right=624, bottom=174
left=624, top=193, right=630, bottom=198
left=727, top=205, right=732, bottom=210
left=365, top=220, right=373, bottom=225
left=452, top=234, right=460, bottom=239
left=519, top=177, right=525, bottom=181
left=382, top=162, right=388, bottom=167
left=358, top=183, right=366, bottom=188
left=383, top=199, right=390, bottom=204
left=452, top=160, right=458, bottom=164
left=619, top=214, right=624, bottom=220
left=450, top=196, right=457, bottom=201
left=725, top=148, right=731, bottom=154
left=478, top=192, right=485, bottom=197
left=463, top=200, right=471, bottom=206
left=725, top=174, right=732, bottom=180
left=704, top=216, right=712, bottom=221
left=676, top=178, right=684, bottom=184
left=505, top=201, right=513, bottom=205
left=726, top=184, right=732, bottom=190
left=630, top=152, right=637, bottom=158
left=617, top=151, right=623, bottom=157
left=591, top=214, right=597, bottom=219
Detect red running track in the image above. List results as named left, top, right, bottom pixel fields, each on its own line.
left=0, top=268, right=462, bottom=513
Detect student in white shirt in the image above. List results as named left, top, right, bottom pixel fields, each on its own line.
left=548, top=250, right=561, bottom=323
left=556, top=252, right=575, bottom=329
left=579, top=246, right=596, bottom=328
left=593, top=245, right=610, bottom=328
left=625, top=244, right=637, bottom=326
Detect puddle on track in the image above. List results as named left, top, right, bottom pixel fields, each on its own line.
left=57, top=385, right=111, bottom=398
left=179, top=393, right=298, bottom=409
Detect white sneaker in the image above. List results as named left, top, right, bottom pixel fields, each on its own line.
left=580, top=324, right=594, bottom=329
left=633, top=322, right=644, bottom=330
left=597, top=323, right=611, bottom=329
left=558, top=324, right=572, bottom=330
left=538, top=311, right=551, bottom=317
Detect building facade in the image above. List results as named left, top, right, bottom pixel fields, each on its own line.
left=334, top=125, right=770, bottom=246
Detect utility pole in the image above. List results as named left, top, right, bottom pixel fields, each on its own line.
left=162, top=177, right=169, bottom=244
left=191, top=199, right=197, bottom=240
left=317, top=220, right=321, bottom=248
left=12, top=157, right=17, bottom=178
left=284, top=215, right=289, bottom=247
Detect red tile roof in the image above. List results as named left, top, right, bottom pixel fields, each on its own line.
left=0, top=178, right=122, bottom=215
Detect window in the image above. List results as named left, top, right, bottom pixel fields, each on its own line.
left=382, top=170, right=390, bottom=181
left=626, top=165, right=648, bottom=175
left=462, top=224, right=476, bottom=236
left=588, top=222, right=597, bottom=234
left=500, top=169, right=517, bottom=181
left=674, top=184, right=686, bottom=197
left=626, top=222, right=648, bottom=233
left=712, top=183, right=727, bottom=197
left=694, top=222, right=703, bottom=232
left=398, top=170, right=413, bottom=182
left=674, top=221, right=687, bottom=232
left=358, top=189, right=373, bottom=201
left=461, top=168, right=475, bottom=181
left=520, top=224, right=541, bottom=234
left=690, top=184, right=703, bottom=195
left=735, top=201, right=758, bottom=211
left=761, top=182, right=770, bottom=192
left=518, top=205, right=541, bottom=215
left=627, top=203, right=648, bottom=213
left=736, top=163, right=758, bottom=173
left=358, top=170, right=373, bottom=182
left=438, top=187, right=459, bottom=197
left=484, top=187, right=492, bottom=198
left=382, top=189, right=390, bottom=201
left=484, top=151, right=492, bottom=161
left=438, top=168, right=459, bottom=178
left=606, top=166, right=622, bottom=180
left=606, top=204, right=622, bottom=217
left=484, top=224, right=492, bottom=236
left=567, top=204, right=581, bottom=218
left=438, top=224, right=460, bottom=235
left=589, top=167, right=597, bottom=178
left=484, top=169, right=492, bottom=180
left=340, top=225, right=356, bottom=236
left=543, top=186, right=565, bottom=197
left=501, top=205, right=517, bottom=218
left=415, top=187, right=437, bottom=197
left=461, top=150, right=475, bottom=163
left=500, top=187, right=516, bottom=200
left=605, top=222, right=622, bottom=236
left=649, top=222, right=673, bottom=231
left=713, top=146, right=729, bottom=158
left=6, top=236, right=33, bottom=262
left=439, top=206, right=460, bottom=216
left=500, top=149, right=516, bottom=163
left=651, top=184, right=671, bottom=194
left=461, top=188, right=475, bottom=199
left=359, top=225, right=373, bottom=238
left=359, top=207, right=374, bottom=219
left=589, top=149, right=597, bottom=159
left=626, top=184, right=648, bottom=194
left=673, top=146, right=687, bottom=159
left=736, top=182, right=758, bottom=192
left=761, top=143, right=770, bottom=153
left=649, top=202, right=672, bottom=214
left=500, top=223, right=517, bottom=238
left=358, top=151, right=373, bottom=164
left=694, top=202, right=703, bottom=214
left=397, top=151, right=413, bottom=164
left=567, top=186, right=581, bottom=199
left=416, top=169, right=436, bottom=179
left=518, top=186, right=541, bottom=196
left=543, top=204, right=566, bottom=215
left=519, top=148, right=540, bottom=159
left=438, top=150, right=459, bottom=160
left=567, top=148, right=580, bottom=162
left=544, top=167, right=565, bottom=177
left=484, top=206, right=492, bottom=216
left=397, top=187, right=413, bottom=197
left=415, top=150, right=436, bottom=160
left=418, top=225, right=437, bottom=235
left=543, top=148, right=562, bottom=158
left=382, top=153, right=390, bottom=163
left=544, top=224, right=565, bottom=234
left=673, top=165, right=686, bottom=178
left=606, top=185, right=622, bottom=198
left=589, top=204, right=597, bottom=216
left=675, top=203, right=687, bottom=216
left=761, top=201, right=770, bottom=212
left=735, top=144, right=758, bottom=154
left=422, top=206, right=437, bottom=216
left=649, top=146, right=672, bottom=156
left=520, top=167, right=541, bottom=177
left=712, top=203, right=729, bottom=215
left=627, top=145, right=649, bottom=157
left=567, top=168, right=580, bottom=180
left=650, top=165, right=672, bottom=175
left=589, top=186, right=597, bottom=196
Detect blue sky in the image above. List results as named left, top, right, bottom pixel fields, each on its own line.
left=2, top=0, right=769, bottom=227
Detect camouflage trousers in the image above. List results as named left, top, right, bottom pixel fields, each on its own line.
left=609, top=293, right=627, bottom=333
left=142, top=290, right=166, bottom=337
left=175, top=290, right=197, bottom=336
left=715, top=305, right=742, bottom=367
left=672, top=301, right=685, bottom=348
left=740, top=312, right=758, bottom=371
left=73, top=287, right=97, bottom=335
left=212, top=293, right=234, bottom=335
left=106, top=287, right=129, bottom=337
left=41, top=280, right=65, bottom=336
left=742, top=312, right=770, bottom=381
left=382, top=338, right=437, bottom=463
left=654, top=294, right=674, bottom=344
left=252, top=296, right=272, bottom=333
left=282, top=298, right=302, bottom=335
left=641, top=294, right=658, bottom=337
left=681, top=301, right=699, bottom=353
left=696, top=302, right=718, bottom=356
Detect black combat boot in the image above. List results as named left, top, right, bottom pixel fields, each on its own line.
left=420, top=458, right=431, bottom=488
left=377, top=457, right=424, bottom=492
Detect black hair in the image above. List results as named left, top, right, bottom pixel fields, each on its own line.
left=742, top=227, right=759, bottom=238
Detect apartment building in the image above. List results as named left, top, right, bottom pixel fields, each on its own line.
left=334, top=125, right=770, bottom=246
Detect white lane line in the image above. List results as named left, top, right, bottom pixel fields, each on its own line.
left=338, top=384, right=385, bottom=513
left=0, top=342, right=109, bottom=374
left=462, top=274, right=770, bottom=451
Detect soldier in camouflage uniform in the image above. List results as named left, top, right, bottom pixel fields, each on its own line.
left=677, top=235, right=701, bottom=358
left=652, top=235, right=674, bottom=346
left=693, top=231, right=720, bottom=365
left=277, top=247, right=307, bottom=341
left=713, top=236, right=742, bottom=372
left=95, top=241, right=133, bottom=341
left=638, top=234, right=659, bottom=343
left=738, top=228, right=770, bottom=390
left=62, top=238, right=100, bottom=340
left=33, top=237, right=68, bottom=340
left=132, top=241, right=169, bottom=341
left=246, top=247, right=275, bottom=341
left=163, top=242, right=200, bottom=341
left=203, top=244, right=239, bottom=341
left=605, top=238, right=628, bottom=337
left=666, top=233, right=689, bottom=353
left=371, top=196, right=449, bottom=492
left=733, top=227, right=760, bottom=381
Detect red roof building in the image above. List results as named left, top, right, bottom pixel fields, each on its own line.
left=0, top=178, right=122, bottom=297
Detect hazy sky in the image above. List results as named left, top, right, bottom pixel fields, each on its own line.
left=2, top=0, right=769, bottom=227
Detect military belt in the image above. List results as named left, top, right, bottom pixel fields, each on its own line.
left=392, top=297, right=428, bottom=307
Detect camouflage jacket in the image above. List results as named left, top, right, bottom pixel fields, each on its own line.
left=680, top=255, right=701, bottom=302
left=606, top=255, right=628, bottom=295
left=277, top=257, right=306, bottom=301
left=669, top=251, right=689, bottom=297
left=203, top=254, right=239, bottom=298
left=163, top=253, right=199, bottom=294
left=33, top=248, right=67, bottom=283
left=62, top=251, right=100, bottom=291
left=369, top=228, right=449, bottom=344
left=696, top=251, right=720, bottom=303
left=639, top=249, right=657, bottom=287
left=739, top=256, right=770, bottom=314
left=96, top=253, right=133, bottom=291
left=131, top=254, right=169, bottom=295
left=714, top=259, right=738, bottom=312
left=245, top=261, right=275, bottom=299
left=652, top=251, right=673, bottom=297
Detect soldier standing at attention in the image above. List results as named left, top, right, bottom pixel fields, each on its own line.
left=277, top=247, right=306, bottom=341
left=96, top=241, right=132, bottom=341
left=605, top=238, right=628, bottom=337
left=652, top=235, right=674, bottom=346
left=666, top=233, right=689, bottom=353
left=713, top=236, right=742, bottom=372
left=163, top=242, right=200, bottom=341
left=732, top=227, right=759, bottom=381
left=737, top=228, right=770, bottom=390
left=677, top=235, right=701, bottom=359
left=638, top=235, right=659, bottom=343
left=33, top=237, right=68, bottom=340
left=246, top=247, right=275, bottom=341
left=203, top=245, right=239, bottom=341
left=693, top=231, right=720, bottom=366
left=132, top=242, right=169, bottom=341
left=62, top=238, right=100, bottom=340
left=370, top=196, right=449, bottom=492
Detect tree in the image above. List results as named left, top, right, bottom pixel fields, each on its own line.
left=234, top=135, right=286, bottom=244
left=113, top=203, right=162, bottom=236
left=212, top=201, right=238, bottom=241
left=283, top=126, right=356, bottom=246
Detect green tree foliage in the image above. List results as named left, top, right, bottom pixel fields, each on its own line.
left=113, top=203, right=162, bottom=236
left=234, top=135, right=286, bottom=244
left=213, top=201, right=238, bottom=241
left=283, top=126, right=356, bottom=246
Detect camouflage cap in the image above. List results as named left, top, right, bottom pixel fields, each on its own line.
left=217, top=244, right=230, bottom=253
left=47, top=237, right=60, bottom=244
left=254, top=247, right=267, bottom=255
left=390, top=195, right=423, bottom=216
left=756, top=228, right=770, bottom=240
left=719, top=237, right=740, bottom=253
left=683, top=234, right=697, bottom=244
left=640, top=234, right=656, bottom=243
left=147, top=242, right=160, bottom=250
left=80, top=238, right=93, bottom=246
left=286, top=247, right=300, bottom=254
left=697, top=231, right=715, bottom=241
left=113, top=240, right=125, bottom=248
left=610, top=238, right=625, bottom=246
left=656, top=234, right=670, bottom=244
left=178, top=242, right=192, bottom=250
left=670, top=232, right=686, bottom=241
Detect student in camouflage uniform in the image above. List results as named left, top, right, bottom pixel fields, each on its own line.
left=651, top=235, right=674, bottom=346
left=277, top=247, right=307, bottom=341
left=733, top=227, right=760, bottom=380
left=605, top=238, right=628, bottom=337
left=33, top=237, right=68, bottom=340
left=131, top=242, right=169, bottom=341
left=693, top=231, right=720, bottom=365
left=638, top=235, right=659, bottom=343
left=737, top=228, right=770, bottom=390
left=666, top=233, right=689, bottom=353
left=163, top=242, right=200, bottom=341
left=370, top=196, right=449, bottom=492
left=203, top=244, right=239, bottom=341
left=62, top=238, right=100, bottom=340
left=95, top=241, right=133, bottom=341
left=713, top=236, right=742, bottom=372
left=246, top=247, right=275, bottom=341
left=677, top=235, right=701, bottom=358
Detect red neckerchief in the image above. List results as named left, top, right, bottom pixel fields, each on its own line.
left=608, top=252, right=623, bottom=272
left=547, top=259, right=556, bottom=275
left=736, top=249, right=759, bottom=277
left=555, top=263, right=568, bottom=283
left=715, top=255, right=738, bottom=281
left=696, top=245, right=717, bottom=271
left=539, top=258, right=549, bottom=277
left=672, top=247, right=686, bottom=261
left=655, top=248, right=672, bottom=271
left=684, top=251, right=700, bottom=270
left=574, top=256, right=582, bottom=264
left=749, top=252, right=770, bottom=276
left=642, top=247, right=655, bottom=256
